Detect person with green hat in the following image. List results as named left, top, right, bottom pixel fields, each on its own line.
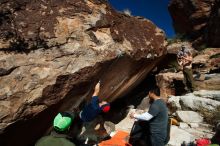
left=35, top=111, right=76, bottom=146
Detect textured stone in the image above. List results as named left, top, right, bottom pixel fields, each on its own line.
left=195, top=74, right=220, bottom=90
left=205, top=0, right=220, bottom=47
left=168, top=125, right=196, bottom=146
left=115, top=109, right=136, bottom=132
left=167, top=42, right=195, bottom=55
left=176, top=111, right=203, bottom=123
left=75, top=117, right=115, bottom=143
left=0, top=0, right=167, bottom=146
left=180, top=93, right=220, bottom=110
left=179, top=122, right=190, bottom=129
left=193, top=48, right=220, bottom=74
left=194, top=90, right=220, bottom=101
left=189, top=123, right=199, bottom=128
left=156, top=72, right=183, bottom=100
left=156, top=71, right=220, bottom=101
left=184, top=127, right=214, bottom=139
left=168, top=0, right=220, bottom=47
left=157, top=47, right=220, bottom=99
left=168, top=92, right=220, bottom=117
left=168, top=0, right=215, bottom=39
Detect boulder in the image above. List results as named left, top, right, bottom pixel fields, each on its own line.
left=168, top=0, right=215, bottom=39
left=0, top=0, right=167, bottom=146
left=168, top=125, right=196, bottom=146
left=168, top=92, right=220, bottom=122
left=205, top=0, right=220, bottom=47
left=194, top=90, right=220, bottom=101
left=184, top=126, right=214, bottom=139
left=156, top=72, right=184, bottom=100
left=195, top=74, right=220, bottom=90
left=189, top=123, right=199, bottom=128
left=179, top=122, right=190, bottom=129
left=168, top=95, right=182, bottom=112
left=167, top=42, right=195, bottom=55
left=156, top=71, right=220, bottom=100
left=115, top=109, right=135, bottom=133
left=176, top=111, right=203, bottom=123
left=76, top=117, right=115, bottom=144
left=168, top=0, right=220, bottom=47
left=179, top=93, right=220, bottom=111
left=193, top=48, right=220, bottom=74
left=157, top=46, right=220, bottom=99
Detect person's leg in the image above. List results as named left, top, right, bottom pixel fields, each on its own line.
left=69, top=113, right=84, bottom=145
left=183, top=68, right=195, bottom=92
left=187, top=68, right=195, bottom=92
left=129, top=121, right=145, bottom=145
left=150, top=135, right=165, bottom=146
left=182, top=69, right=188, bottom=91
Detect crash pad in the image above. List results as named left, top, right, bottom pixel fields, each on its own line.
left=99, top=130, right=131, bottom=146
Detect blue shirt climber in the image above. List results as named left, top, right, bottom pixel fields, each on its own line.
left=79, top=82, right=110, bottom=122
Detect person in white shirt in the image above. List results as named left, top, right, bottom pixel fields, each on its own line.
left=130, top=88, right=168, bottom=146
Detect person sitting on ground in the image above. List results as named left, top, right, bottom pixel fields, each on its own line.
left=177, top=45, right=195, bottom=93
left=35, top=111, right=76, bottom=146
left=79, top=81, right=111, bottom=122
left=130, top=88, right=168, bottom=146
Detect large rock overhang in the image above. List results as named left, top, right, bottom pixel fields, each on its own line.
left=0, top=0, right=167, bottom=145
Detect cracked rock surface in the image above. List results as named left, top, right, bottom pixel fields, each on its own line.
left=0, top=0, right=166, bottom=145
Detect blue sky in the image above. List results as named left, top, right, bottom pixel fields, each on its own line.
left=108, top=0, right=175, bottom=38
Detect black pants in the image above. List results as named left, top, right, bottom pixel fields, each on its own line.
left=129, top=121, right=168, bottom=146
left=129, top=121, right=151, bottom=146
left=69, top=113, right=84, bottom=145
left=150, top=135, right=165, bottom=146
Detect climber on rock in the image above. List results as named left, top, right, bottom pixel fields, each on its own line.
left=71, top=81, right=111, bottom=145
left=35, top=111, right=76, bottom=146
left=129, top=87, right=168, bottom=146
left=79, top=81, right=111, bottom=122
left=177, top=45, right=195, bottom=93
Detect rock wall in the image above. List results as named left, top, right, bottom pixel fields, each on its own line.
left=0, top=0, right=166, bottom=145
left=205, top=0, right=220, bottom=47
left=167, top=91, right=220, bottom=146
left=168, top=0, right=220, bottom=47
left=156, top=41, right=220, bottom=99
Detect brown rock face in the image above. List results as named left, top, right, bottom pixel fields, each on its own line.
left=0, top=0, right=166, bottom=145
left=156, top=46, right=220, bottom=99
left=168, top=0, right=220, bottom=47
left=168, top=0, right=215, bottom=38
left=205, top=0, right=220, bottom=47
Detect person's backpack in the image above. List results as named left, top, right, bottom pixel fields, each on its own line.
left=129, top=121, right=150, bottom=146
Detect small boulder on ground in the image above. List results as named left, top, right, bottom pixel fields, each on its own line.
left=168, top=125, right=196, bottom=146
left=176, top=111, right=203, bottom=123
left=179, top=122, right=190, bottom=129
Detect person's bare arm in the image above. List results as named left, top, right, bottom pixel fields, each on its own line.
left=130, top=112, right=153, bottom=121
left=92, top=82, right=100, bottom=97
left=177, top=58, right=183, bottom=66
left=182, top=55, right=192, bottom=62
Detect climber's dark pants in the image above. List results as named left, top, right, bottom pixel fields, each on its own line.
left=183, top=67, right=195, bottom=92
